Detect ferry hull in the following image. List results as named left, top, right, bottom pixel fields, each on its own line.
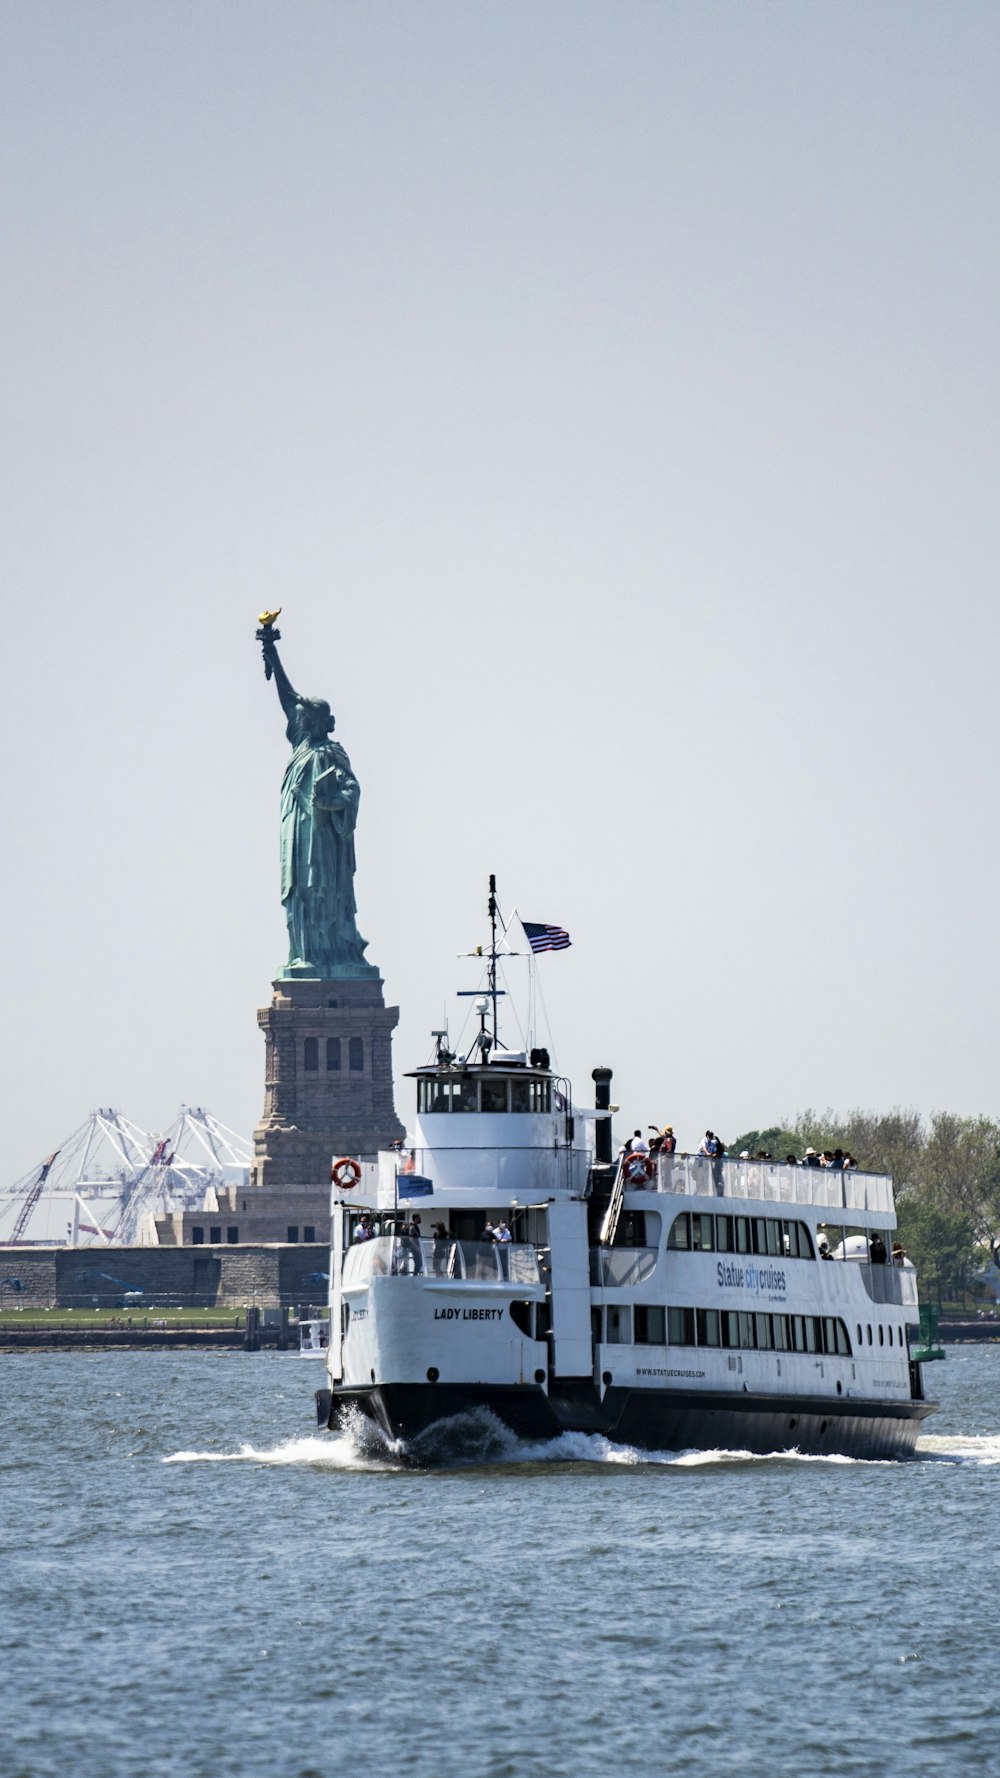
left=322, top=1382, right=935, bottom=1461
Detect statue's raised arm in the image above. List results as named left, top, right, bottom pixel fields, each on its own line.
left=256, top=610, right=300, bottom=724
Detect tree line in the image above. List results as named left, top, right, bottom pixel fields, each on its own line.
left=730, top=1111, right=1000, bottom=1304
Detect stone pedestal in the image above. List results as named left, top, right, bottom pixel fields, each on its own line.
left=252, top=975, right=405, bottom=1194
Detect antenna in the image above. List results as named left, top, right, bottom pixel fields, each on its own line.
left=487, top=873, right=500, bottom=1053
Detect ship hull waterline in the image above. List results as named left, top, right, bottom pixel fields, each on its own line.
left=319, top=1381, right=936, bottom=1461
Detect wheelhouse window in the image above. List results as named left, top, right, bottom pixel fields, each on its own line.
left=480, top=1076, right=509, bottom=1113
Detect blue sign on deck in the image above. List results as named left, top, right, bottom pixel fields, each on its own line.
left=398, top=1175, right=434, bottom=1198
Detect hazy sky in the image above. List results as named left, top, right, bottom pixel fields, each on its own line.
left=2, top=1, right=998, bottom=1186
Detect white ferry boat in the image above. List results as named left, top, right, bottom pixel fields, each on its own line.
left=316, top=893, right=939, bottom=1460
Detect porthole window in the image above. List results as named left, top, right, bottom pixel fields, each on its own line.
left=879, top=1325, right=884, bottom=1346
left=867, top=1325, right=873, bottom=1345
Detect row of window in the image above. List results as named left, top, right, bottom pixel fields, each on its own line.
left=602, top=1303, right=853, bottom=1355
left=668, top=1212, right=815, bottom=1260
left=190, top=1225, right=317, bottom=1244
left=304, top=1037, right=364, bottom=1073
left=417, top=1076, right=552, bottom=1115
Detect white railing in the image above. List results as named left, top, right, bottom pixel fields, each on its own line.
left=342, top=1236, right=541, bottom=1289
left=372, top=1146, right=590, bottom=1207
left=591, top=1247, right=658, bottom=1288
left=653, top=1156, right=894, bottom=1215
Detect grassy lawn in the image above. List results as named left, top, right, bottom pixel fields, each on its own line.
left=0, top=1305, right=252, bottom=1328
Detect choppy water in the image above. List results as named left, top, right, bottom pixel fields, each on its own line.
left=2, top=1347, right=999, bottom=1778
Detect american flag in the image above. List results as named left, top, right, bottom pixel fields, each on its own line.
left=522, top=920, right=571, bottom=954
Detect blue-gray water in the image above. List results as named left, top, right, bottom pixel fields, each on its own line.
left=2, top=1348, right=998, bottom=1778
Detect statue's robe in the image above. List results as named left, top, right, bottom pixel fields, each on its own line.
left=279, top=714, right=367, bottom=971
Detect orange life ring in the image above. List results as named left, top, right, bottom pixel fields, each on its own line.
left=625, top=1152, right=654, bottom=1184
left=331, top=1156, right=362, bottom=1190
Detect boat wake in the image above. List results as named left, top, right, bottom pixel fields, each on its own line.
left=163, top=1408, right=1000, bottom=1472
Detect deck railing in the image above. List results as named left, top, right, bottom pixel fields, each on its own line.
left=342, top=1236, right=540, bottom=1289
left=652, top=1155, right=894, bottom=1215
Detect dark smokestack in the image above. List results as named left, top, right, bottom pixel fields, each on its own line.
left=592, top=1066, right=613, bottom=1165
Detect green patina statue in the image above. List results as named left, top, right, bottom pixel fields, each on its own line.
left=257, top=613, right=376, bottom=980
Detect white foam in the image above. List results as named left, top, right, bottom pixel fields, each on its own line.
left=915, top=1431, right=1000, bottom=1466
left=164, top=1413, right=908, bottom=1473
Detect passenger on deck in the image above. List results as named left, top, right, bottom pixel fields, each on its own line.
left=354, top=1214, right=374, bottom=1243
left=844, top=1153, right=858, bottom=1171
left=628, top=1130, right=649, bottom=1155
left=869, top=1232, right=888, bottom=1265
left=660, top=1126, right=677, bottom=1155
left=818, top=1237, right=833, bottom=1259
left=831, top=1149, right=846, bottom=1171
left=431, top=1222, right=450, bottom=1276
left=803, top=1148, right=820, bottom=1168
left=892, top=1243, right=906, bottom=1266
left=495, top=1219, right=512, bottom=1277
left=785, top=1153, right=799, bottom=1166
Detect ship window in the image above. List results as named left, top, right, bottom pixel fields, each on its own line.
left=790, top=1316, right=806, bottom=1352
left=606, top=1306, right=631, bottom=1344
left=453, top=1076, right=477, bottom=1111
left=715, top=1216, right=733, bottom=1251
left=838, top=1322, right=852, bottom=1355
left=738, top=1311, right=755, bottom=1350
left=419, top=1079, right=452, bottom=1114
left=667, top=1213, right=690, bottom=1250
left=697, top=1308, right=721, bottom=1348
left=772, top=1315, right=789, bottom=1351
left=529, top=1080, right=551, bottom=1113
left=765, top=1221, right=781, bottom=1257
left=822, top=1318, right=838, bottom=1355
left=755, top=1313, right=773, bottom=1350
left=667, top=1306, right=695, bottom=1346
left=857, top=1324, right=863, bottom=1345
left=722, top=1311, right=740, bottom=1349
left=327, top=1038, right=341, bottom=1072
left=751, top=1218, right=769, bottom=1255
left=349, top=1037, right=363, bottom=1072
left=480, top=1077, right=509, bottom=1113
left=804, top=1318, right=820, bottom=1353
left=735, top=1216, right=751, bottom=1254
left=796, top=1222, right=814, bottom=1259
left=304, top=1038, right=318, bottom=1072
left=634, top=1305, right=666, bottom=1345
left=691, top=1214, right=715, bottom=1253
left=510, top=1078, right=530, bottom=1112
left=616, top=1211, right=647, bottom=1248
left=878, top=1324, right=884, bottom=1346
left=867, top=1325, right=873, bottom=1345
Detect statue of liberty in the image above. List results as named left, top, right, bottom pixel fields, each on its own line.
left=257, top=612, right=376, bottom=979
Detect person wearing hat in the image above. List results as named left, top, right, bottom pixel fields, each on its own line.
left=803, top=1147, right=820, bottom=1168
